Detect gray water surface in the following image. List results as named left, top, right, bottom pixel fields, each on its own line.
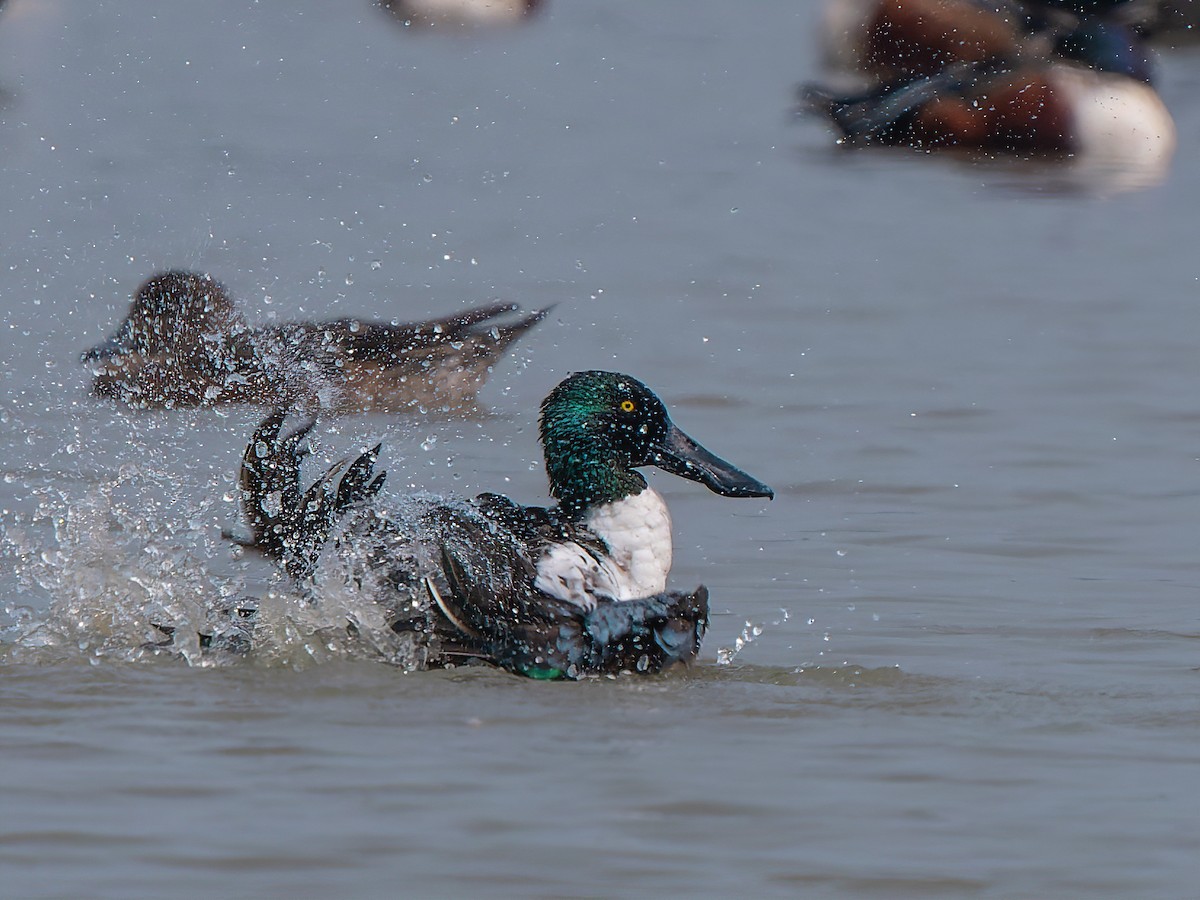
left=1, top=1, right=1198, bottom=897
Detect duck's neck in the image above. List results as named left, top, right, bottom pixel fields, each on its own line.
left=546, top=450, right=648, bottom=519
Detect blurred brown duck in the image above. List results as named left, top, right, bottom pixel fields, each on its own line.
left=807, top=0, right=1174, bottom=169
left=379, top=0, right=542, bottom=28
left=82, top=270, right=547, bottom=414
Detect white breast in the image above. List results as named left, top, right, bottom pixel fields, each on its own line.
left=1056, top=66, right=1176, bottom=190
left=534, top=488, right=674, bottom=611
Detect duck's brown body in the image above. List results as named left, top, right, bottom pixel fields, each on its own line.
left=379, top=0, right=542, bottom=28
left=83, top=271, right=546, bottom=414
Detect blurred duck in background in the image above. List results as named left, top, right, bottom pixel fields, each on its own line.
left=82, top=270, right=546, bottom=415
left=806, top=0, right=1175, bottom=181
left=1133, top=2, right=1200, bottom=43
left=377, top=0, right=542, bottom=28
left=820, top=0, right=1154, bottom=82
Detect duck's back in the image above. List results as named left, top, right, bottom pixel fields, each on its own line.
left=261, top=303, right=546, bottom=413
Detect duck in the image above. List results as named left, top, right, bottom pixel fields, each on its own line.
left=378, top=0, right=542, bottom=28
left=806, top=0, right=1174, bottom=164
left=821, top=0, right=1027, bottom=82
left=802, top=54, right=1174, bottom=160
left=220, top=370, right=773, bottom=679
left=820, top=0, right=1151, bottom=82
left=81, top=270, right=547, bottom=414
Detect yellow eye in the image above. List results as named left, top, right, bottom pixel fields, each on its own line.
left=620, top=400, right=636, bottom=413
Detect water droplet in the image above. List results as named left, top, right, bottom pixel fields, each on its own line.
left=261, top=490, right=283, bottom=517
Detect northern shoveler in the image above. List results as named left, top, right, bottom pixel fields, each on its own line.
left=378, top=0, right=542, bottom=28
left=221, top=370, right=773, bottom=679
left=82, top=270, right=547, bottom=414
left=807, top=0, right=1173, bottom=165
left=820, top=0, right=1153, bottom=82
left=803, top=57, right=1174, bottom=159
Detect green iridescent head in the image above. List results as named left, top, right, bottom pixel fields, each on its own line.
left=538, top=370, right=773, bottom=515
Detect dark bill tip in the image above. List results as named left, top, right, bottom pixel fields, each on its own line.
left=650, top=422, right=773, bottom=500
left=80, top=332, right=128, bottom=363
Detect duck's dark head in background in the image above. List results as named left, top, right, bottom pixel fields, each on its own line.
left=82, top=270, right=242, bottom=366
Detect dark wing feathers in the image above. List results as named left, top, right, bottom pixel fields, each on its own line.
left=429, top=499, right=709, bottom=678
left=314, top=303, right=549, bottom=363
left=800, top=60, right=1000, bottom=143
left=434, top=535, right=710, bottom=679
left=236, top=411, right=386, bottom=578
left=336, top=444, right=387, bottom=508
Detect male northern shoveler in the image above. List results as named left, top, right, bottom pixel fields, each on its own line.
left=224, top=370, right=773, bottom=679
left=81, top=270, right=546, bottom=414
left=378, top=0, right=542, bottom=28
left=822, top=0, right=1025, bottom=81
left=821, top=0, right=1152, bottom=82
left=807, top=0, right=1174, bottom=163
left=803, top=56, right=1174, bottom=159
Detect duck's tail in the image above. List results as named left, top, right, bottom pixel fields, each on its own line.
left=328, top=301, right=550, bottom=366
left=473, top=303, right=552, bottom=360
left=576, top=588, right=710, bottom=677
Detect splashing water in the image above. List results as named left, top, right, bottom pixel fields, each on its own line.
left=0, top=462, right=450, bottom=672
left=715, top=620, right=762, bottom=666
left=0, top=468, right=242, bottom=666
